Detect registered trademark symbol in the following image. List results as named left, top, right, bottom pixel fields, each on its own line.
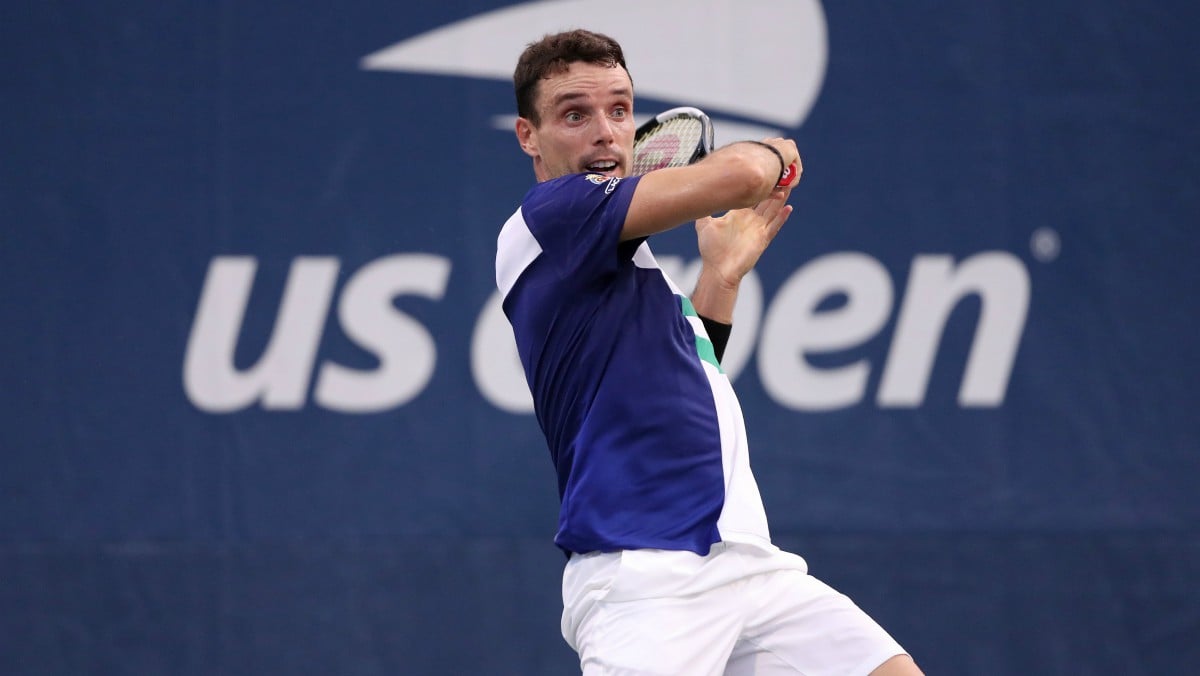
left=1030, top=227, right=1061, bottom=263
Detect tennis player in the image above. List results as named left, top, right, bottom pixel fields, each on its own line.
left=496, top=29, right=923, bottom=675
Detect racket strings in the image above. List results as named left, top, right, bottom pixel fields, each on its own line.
left=632, top=117, right=706, bottom=175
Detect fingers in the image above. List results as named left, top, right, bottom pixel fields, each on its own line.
left=733, top=197, right=790, bottom=247
left=752, top=193, right=780, bottom=220
left=752, top=183, right=792, bottom=219
left=767, top=204, right=793, bottom=241
left=760, top=138, right=798, bottom=167
left=760, top=138, right=802, bottom=184
left=731, top=179, right=796, bottom=239
left=760, top=194, right=793, bottom=242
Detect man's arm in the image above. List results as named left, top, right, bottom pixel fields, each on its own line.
left=620, top=139, right=799, bottom=242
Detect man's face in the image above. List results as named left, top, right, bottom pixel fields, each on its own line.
left=517, top=61, right=635, bottom=182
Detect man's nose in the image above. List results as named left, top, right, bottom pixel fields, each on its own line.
left=593, top=116, right=615, bottom=144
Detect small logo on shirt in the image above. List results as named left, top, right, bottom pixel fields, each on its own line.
left=584, top=174, right=622, bottom=194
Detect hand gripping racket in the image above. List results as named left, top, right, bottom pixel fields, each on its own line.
left=632, top=106, right=797, bottom=186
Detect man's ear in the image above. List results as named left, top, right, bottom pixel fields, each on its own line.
left=515, top=117, right=538, bottom=159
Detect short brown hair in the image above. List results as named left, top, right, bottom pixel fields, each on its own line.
left=513, top=29, right=630, bottom=125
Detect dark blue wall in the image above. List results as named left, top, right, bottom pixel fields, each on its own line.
left=2, top=2, right=1198, bottom=674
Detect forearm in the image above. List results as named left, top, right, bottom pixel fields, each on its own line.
left=693, top=266, right=736, bottom=362
left=690, top=265, right=739, bottom=324
left=622, top=142, right=785, bottom=241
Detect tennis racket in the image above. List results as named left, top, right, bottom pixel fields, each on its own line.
left=632, top=106, right=797, bottom=186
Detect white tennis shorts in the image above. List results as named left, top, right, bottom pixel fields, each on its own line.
left=561, top=542, right=906, bottom=675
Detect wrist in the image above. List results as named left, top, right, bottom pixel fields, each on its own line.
left=699, top=264, right=741, bottom=293
left=746, top=141, right=787, bottom=186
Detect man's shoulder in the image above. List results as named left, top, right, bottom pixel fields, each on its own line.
left=523, top=173, right=634, bottom=205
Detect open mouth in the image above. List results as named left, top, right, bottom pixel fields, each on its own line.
left=585, top=160, right=619, bottom=174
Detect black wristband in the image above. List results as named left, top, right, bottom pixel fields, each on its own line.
left=747, top=141, right=787, bottom=186
left=698, top=314, right=732, bottom=363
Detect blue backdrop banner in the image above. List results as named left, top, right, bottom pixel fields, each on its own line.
left=2, top=1, right=1198, bottom=674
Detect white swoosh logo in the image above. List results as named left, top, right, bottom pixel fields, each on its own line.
left=361, top=0, right=827, bottom=143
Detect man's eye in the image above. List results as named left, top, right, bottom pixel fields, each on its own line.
left=565, top=112, right=583, bottom=123
left=611, top=108, right=627, bottom=119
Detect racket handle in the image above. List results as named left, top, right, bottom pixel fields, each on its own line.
left=777, top=163, right=798, bottom=187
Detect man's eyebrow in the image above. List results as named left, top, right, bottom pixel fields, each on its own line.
left=551, top=87, right=633, bottom=108
left=551, top=91, right=587, bottom=107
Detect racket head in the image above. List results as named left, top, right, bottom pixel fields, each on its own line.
left=631, top=106, right=715, bottom=176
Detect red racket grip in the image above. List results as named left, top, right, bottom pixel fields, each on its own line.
left=776, top=163, right=798, bottom=187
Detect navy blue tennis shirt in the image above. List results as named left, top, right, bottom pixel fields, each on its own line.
left=496, top=173, right=772, bottom=556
